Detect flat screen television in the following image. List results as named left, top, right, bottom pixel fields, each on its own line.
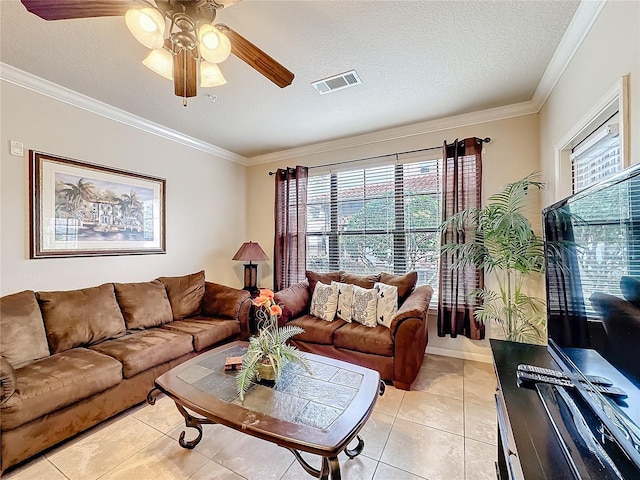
left=543, top=162, right=640, bottom=476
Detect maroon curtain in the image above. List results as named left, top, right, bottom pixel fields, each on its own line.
left=274, top=166, right=308, bottom=292
left=437, top=138, right=485, bottom=340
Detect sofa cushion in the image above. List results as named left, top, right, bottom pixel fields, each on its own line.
left=114, top=280, right=173, bottom=330
left=1, top=348, right=122, bottom=430
left=340, top=272, right=381, bottom=289
left=310, top=281, right=339, bottom=321
left=38, top=284, right=126, bottom=354
left=161, top=318, right=240, bottom=351
left=0, top=290, right=50, bottom=368
left=275, top=280, right=310, bottom=325
left=288, top=314, right=346, bottom=345
left=158, top=271, right=205, bottom=320
left=306, top=270, right=342, bottom=294
left=90, top=328, right=193, bottom=378
left=380, top=271, right=418, bottom=304
left=334, top=322, right=394, bottom=356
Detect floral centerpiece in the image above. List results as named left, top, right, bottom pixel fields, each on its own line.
left=236, top=289, right=310, bottom=400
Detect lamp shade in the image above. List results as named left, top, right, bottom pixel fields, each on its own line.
left=142, top=48, right=173, bottom=80
left=233, top=241, right=269, bottom=262
left=125, top=7, right=165, bottom=49
left=198, top=24, right=231, bottom=64
left=200, top=61, right=227, bottom=87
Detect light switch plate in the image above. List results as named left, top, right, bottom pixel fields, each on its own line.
left=10, top=141, right=24, bottom=157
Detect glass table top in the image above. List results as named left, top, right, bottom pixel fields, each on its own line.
left=176, top=343, right=364, bottom=430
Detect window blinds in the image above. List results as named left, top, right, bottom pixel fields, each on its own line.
left=306, top=155, right=442, bottom=290
left=571, top=117, right=621, bottom=194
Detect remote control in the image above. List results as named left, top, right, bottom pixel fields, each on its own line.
left=517, top=364, right=613, bottom=386
left=517, top=370, right=572, bottom=387
left=516, top=371, right=627, bottom=398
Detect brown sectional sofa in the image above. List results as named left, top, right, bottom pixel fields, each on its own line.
left=0, top=271, right=251, bottom=472
left=275, top=270, right=433, bottom=391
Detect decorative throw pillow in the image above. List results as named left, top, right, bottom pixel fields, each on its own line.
left=310, top=281, right=339, bottom=321
left=332, top=281, right=354, bottom=323
left=380, top=271, right=418, bottom=305
left=375, top=282, right=398, bottom=328
left=352, top=285, right=378, bottom=327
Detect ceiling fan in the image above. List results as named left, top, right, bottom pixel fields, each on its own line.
left=20, top=0, right=295, bottom=105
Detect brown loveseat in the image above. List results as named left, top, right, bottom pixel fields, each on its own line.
left=274, top=271, right=433, bottom=390
left=0, top=271, right=251, bottom=472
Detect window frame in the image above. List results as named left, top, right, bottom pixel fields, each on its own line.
left=554, top=75, right=630, bottom=201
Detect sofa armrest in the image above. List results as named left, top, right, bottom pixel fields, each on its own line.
left=389, top=285, right=434, bottom=338
left=1, top=356, right=16, bottom=406
left=202, top=282, right=252, bottom=339
left=274, top=280, right=310, bottom=325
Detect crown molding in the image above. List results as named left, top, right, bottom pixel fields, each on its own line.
left=0, top=62, right=247, bottom=165
left=248, top=100, right=538, bottom=165
left=531, top=0, right=607, bottom=110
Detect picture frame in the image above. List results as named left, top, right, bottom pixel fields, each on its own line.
left=29, top=151, right=166, bottom=258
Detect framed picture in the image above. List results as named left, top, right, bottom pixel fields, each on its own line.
left=29, top=151, right=166, bottom=258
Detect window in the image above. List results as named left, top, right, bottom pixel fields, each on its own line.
left=571, top=114, right=621, bottom=193
left=556, top=75, right=629, bottom=200
left=306, top=155, right=442, bottom=291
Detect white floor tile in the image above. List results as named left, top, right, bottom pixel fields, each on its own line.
left=46, top=415, right=162, bottom=480
left=398, top=390, right=464, bottom=435
left=380, top=418, right=465, bottom=480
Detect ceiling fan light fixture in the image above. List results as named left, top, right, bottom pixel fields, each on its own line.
left=200, top=61, right=227, bottom=87
left=198, top=24, right=231, bottom=64
left=142, top=48, right=173, bottom=81
left=125, top=7, right=165, bottom=49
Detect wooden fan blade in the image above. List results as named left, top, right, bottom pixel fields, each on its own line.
left=21, top=0, right=149, bottom=21
left=173, top=50, right=197, bottom=99
left=216, top=24, right=294, bottom=88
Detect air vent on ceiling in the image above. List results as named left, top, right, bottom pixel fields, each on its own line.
left=312, top=70, right=361, bottom=95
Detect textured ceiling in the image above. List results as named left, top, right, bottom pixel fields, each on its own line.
left=0, top=0, right=579, bottom=159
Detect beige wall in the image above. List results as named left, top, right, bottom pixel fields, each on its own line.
left=0, top=81, right=248, bottom=295
left=540, top=0, right=640, bottom=207
left=246, top=113, right=541, bottom=361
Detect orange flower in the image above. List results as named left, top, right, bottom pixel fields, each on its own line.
left=269, top=304, right=283, bottom=317
left=253, top=295, right=270, bottom=307
left=260, top=288, right=275, bottom=299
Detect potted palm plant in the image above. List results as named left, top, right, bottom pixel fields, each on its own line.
left=236, top=289, right=310, bottom=400
left=440, top=174, right=546, bottom=343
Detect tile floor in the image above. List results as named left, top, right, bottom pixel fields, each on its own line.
left=4, top=354, right=498, bottom=480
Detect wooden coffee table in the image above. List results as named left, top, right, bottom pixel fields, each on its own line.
left=147, top=341, right=383, bottom=480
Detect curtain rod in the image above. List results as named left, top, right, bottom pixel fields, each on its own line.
left=268, top=137, right=491, bottom=175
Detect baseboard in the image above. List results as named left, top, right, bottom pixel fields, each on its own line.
left=425, top=346, right=493, bottom=364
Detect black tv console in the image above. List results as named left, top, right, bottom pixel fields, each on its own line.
left=491, top=339, right=575, bottom=479
left=491, top=339, right=640, bottom=480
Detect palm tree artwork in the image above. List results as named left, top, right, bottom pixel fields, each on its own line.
left=54, top=174, right=152, bottom=241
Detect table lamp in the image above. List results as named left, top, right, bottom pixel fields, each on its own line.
left=232, top=241, right=269, bottom=294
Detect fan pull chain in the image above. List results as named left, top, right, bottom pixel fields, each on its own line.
left=183, top=49, right=187, bottom=107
